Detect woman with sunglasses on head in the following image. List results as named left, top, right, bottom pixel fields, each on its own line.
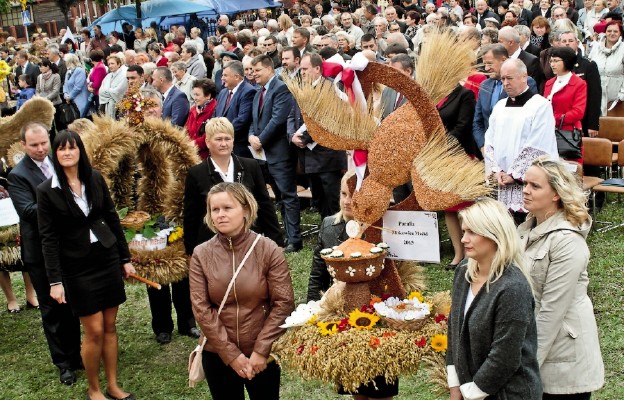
left=518, top=157, right=604, bottom=400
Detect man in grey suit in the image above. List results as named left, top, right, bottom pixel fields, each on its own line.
left=249, top=55, right=302, bottom=252
left=7, top=122, right=82, bottom=385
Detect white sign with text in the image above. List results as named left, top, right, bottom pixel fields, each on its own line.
left=0, top=198, right=19, bottom=227
left=382, top=211, right=440, bottom=263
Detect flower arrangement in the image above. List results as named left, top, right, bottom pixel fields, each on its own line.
left=271, top=290, right=451, bottom=393
left=116, top=84, right=158, bottom=125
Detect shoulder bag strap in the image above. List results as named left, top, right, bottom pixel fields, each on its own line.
left=199, top=233, right=262, bottom=347
left=217, top=233, right=262, bottom=316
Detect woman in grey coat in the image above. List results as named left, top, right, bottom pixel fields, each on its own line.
left=447, top=198, right=542, bottom=400
left=519, top=157, right=604, bottom=399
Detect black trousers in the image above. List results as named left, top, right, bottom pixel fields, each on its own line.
left=146, top=277, right=196, bottom=335
left=309, top=170, right=342, bottom=219
left=25, top=261, right=82, bottom=370
left=543, top=393, right=591, bottom=400
left=202, top=351, right=281, bottom=400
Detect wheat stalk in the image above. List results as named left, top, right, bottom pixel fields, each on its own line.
left=416, top=29, right=477, bottom=105
left=413, top=133, right=492, bottom=200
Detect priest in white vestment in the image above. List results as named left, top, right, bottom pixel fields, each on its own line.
left=484, top=59, right=559, bottom=216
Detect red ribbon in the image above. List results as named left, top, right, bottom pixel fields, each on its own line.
left=322, top=61, right=366, bottom=166
left=322, top=62, right=357, bottom=105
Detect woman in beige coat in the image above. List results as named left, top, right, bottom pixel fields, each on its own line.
left=518, top=157, right=604, bottom=400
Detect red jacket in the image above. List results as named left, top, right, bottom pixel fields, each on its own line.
left=185, top=99, right=217, bottom=160
left=543, top=73, right=587, bottom=131
left=155, top=56, right=169, bottom=67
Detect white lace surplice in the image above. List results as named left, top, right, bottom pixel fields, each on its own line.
left=484, top=95, right=559, bottom=212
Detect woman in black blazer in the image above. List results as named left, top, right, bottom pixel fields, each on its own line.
left=183, top=117, right=284, bottom=256
left=437, top=84, right=477, bottom=270
left=37, top=130, right=135, bottom=400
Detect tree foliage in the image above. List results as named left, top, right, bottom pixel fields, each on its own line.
left=55, top=0, right=79, bottom=26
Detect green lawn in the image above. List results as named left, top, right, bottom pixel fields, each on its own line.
left=1, top=204, right=622, bottom=400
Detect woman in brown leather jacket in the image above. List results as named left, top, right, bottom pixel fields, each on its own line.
left=189, top=182, right=295, bottom=400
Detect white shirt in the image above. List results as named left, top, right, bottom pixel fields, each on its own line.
left=211, top=156, right=234, bottom=182
left=162, top=85, right=173, bottom=102
left=31, top=157, right=54, bottom=177
left=510, top=47, right=522, bottom=59
left=51, top=173, right=98, bottom=243
left=547, top=71, right=572, bottom=101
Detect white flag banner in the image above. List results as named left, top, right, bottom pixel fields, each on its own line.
left=61, top=26, right=76, bottom=44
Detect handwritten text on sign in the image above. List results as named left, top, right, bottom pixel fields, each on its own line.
left=382, top=211, right=440, bottom=263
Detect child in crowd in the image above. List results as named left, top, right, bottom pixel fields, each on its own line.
left=15, top=74, right=35, bottom=110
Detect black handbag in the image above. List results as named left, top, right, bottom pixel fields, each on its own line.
left=59, top=101, right=80, bottom=126
left=555, top=114, right=582, bottom=159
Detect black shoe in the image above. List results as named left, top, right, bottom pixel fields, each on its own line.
left=180, top=327, right=201, bottom=338
left=106, top=391, right=136, bottom=400
left=445, top=263, right=458, bottom=271
left=155, top=332, right=172, bottom=344
left=59, top=368, right=76, bottom=386
left=308, top=206, right=319, bottom=213
left=284, top=243, right=302, bottom=253
left=26, top=301, right=39, bottom=310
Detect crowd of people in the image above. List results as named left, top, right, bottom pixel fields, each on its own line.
left=0, top=0, right=612, bottom=398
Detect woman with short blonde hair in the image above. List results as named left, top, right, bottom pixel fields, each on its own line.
left=518, top=157, right=604, bottom=399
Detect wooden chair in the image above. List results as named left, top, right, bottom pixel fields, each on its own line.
left=599, top=101, right=624, bottom=168
left=581, top=137, right=611, bottom=224
left=583, top=137, right=623, bottom=231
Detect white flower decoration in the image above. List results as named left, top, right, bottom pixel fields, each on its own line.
left=366, top=265, right=376, bottom=276
left=346, top=266, right=356, bottom=277
left=327, top=265, right=336, bottom=278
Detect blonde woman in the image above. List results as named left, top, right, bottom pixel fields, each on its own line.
left=98, top=55, right=128, bottom=118
left=188, top=182, right=294, bottom=400
left=62, top=53, right=89, bottom=117
left=447, top=198, right=542, bottom=400
left=278, top=14, right=295, bottom=45
left=133, top=27, right=150, bottom=53
left=519, top=157, right=604, bottom=400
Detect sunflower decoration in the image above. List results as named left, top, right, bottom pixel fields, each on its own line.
left=167, top=226, right=183, bottom=244
left=116, top=83, right=158, bottom=126
left=407, top=291, right=424, bottom=303
left=430, top=334, right=448, bottom=353
left=316, top=321, right=339, bottom=336
left=348, top=309, right=380, bottom=331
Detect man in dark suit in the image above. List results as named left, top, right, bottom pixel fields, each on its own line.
left=215, top=60, right=257, bottom=158
left=515, top=25, right=541, bottom=57
left=473, top=44, right=539, bottom=155
left=560, top=31, right=602, bottom=137
left=152, top=66, right=189, bottom=127
left=14, top=50, right=40, bottom=88
left=7, top=122, right=82, bottom=386
left=288, top=53, right=346, bottom=219
left=474, top=0, right=501, bottom=28
left=133, top=92, right=199, bottom=344
left=499, top=26, right=545, bottom=89
left=249, top=54, right=301, bottom=252
left=46, top=44, right=67, bottom=85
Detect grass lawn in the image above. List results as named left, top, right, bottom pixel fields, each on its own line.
left=1, top=203, right=622, bottom=400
